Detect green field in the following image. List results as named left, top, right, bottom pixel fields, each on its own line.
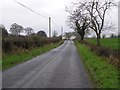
left=85, top=38, right=119, bottom=51
left=75, top=41, right=119, bottom=88
left=2, top=41, right=63, bottom=70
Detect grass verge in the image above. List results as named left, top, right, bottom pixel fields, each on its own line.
left=2, top=41, right=63, bottom=70
left=75, top=41, right=119, bottom=88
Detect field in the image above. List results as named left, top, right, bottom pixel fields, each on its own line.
left=75, top=41, right=119, bottom=88
left=85, top=38, right=119, bottom=51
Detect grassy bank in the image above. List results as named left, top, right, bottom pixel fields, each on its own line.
left=85, top=38, right=119, bottom=51
left=75, top=41, right=119, bottom=88
left=2, top=41, right=63, bottom=70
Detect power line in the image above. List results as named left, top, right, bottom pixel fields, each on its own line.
left=13, top=0, right=48, bottom=19
left=14, top=0, right=60, bottom=29
left=13, top=0, right=61, bottom=36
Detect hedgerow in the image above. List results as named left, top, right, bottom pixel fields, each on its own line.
left=2, top=36, right=61, bottom=53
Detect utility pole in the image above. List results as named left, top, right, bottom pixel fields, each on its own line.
left=61, top=26, right=63, bottom=36
left=49, top=17, right=51, bottom=37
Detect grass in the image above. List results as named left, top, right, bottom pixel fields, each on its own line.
left=75, top=41, right=119, bottom=88
left=85, top=38, right=119, bottom=51
left=2, top=41, right=63, bottom=70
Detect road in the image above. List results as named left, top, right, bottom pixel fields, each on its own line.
left=2, top=40, right=92, bottom=88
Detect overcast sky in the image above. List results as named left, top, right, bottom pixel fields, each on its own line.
left=0, top=0, right=119, bottom=36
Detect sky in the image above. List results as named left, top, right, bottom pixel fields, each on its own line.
left=0, top=0, right=119, bottom=36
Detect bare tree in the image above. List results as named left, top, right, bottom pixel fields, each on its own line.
left=75, top=17, right=90, bottom=40
left=79, top=0, right=116, bottom=46
left=9, top=23, right=24, bottom=36
left=25, top=27, right=34, bottom=36
left=66, top=4, right=90, bottom=40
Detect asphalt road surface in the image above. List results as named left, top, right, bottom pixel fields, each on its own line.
left=3, top=40, right=92, bottom=88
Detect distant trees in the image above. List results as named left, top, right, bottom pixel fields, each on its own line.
left=25, top=27, right=34, bottom=36
left=1, top=23, right=48, bottom=37
left=37, top=30, right=47, bottom=37
left=9, top=23, right=24, bottom=36
left=0, top=24, right=8, bottom=37
left=66, top=0, right=116, bottom=46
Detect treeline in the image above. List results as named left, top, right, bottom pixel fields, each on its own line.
left=1, top=23, right=47, bottom=37
left=1, top=23, right=61, bottom=54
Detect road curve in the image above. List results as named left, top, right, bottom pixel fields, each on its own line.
left=3, top=40, right=92, bottom=88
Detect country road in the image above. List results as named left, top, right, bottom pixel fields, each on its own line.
left=2, top=40, right=92, bottom=88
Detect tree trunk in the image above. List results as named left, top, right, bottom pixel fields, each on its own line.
left=81, top=35, right=84, bottom=40
left=97, top=34, right=101, bottom=46
left=80, top=31, right=85, bottom=40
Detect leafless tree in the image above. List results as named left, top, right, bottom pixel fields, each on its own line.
left=25, top=27, right=34, bottom=36
left=9, top=23, right=24, bottom=36
left=78, top=0, right=116, bottom=46
left=66, top=6, right=90, bottom=40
